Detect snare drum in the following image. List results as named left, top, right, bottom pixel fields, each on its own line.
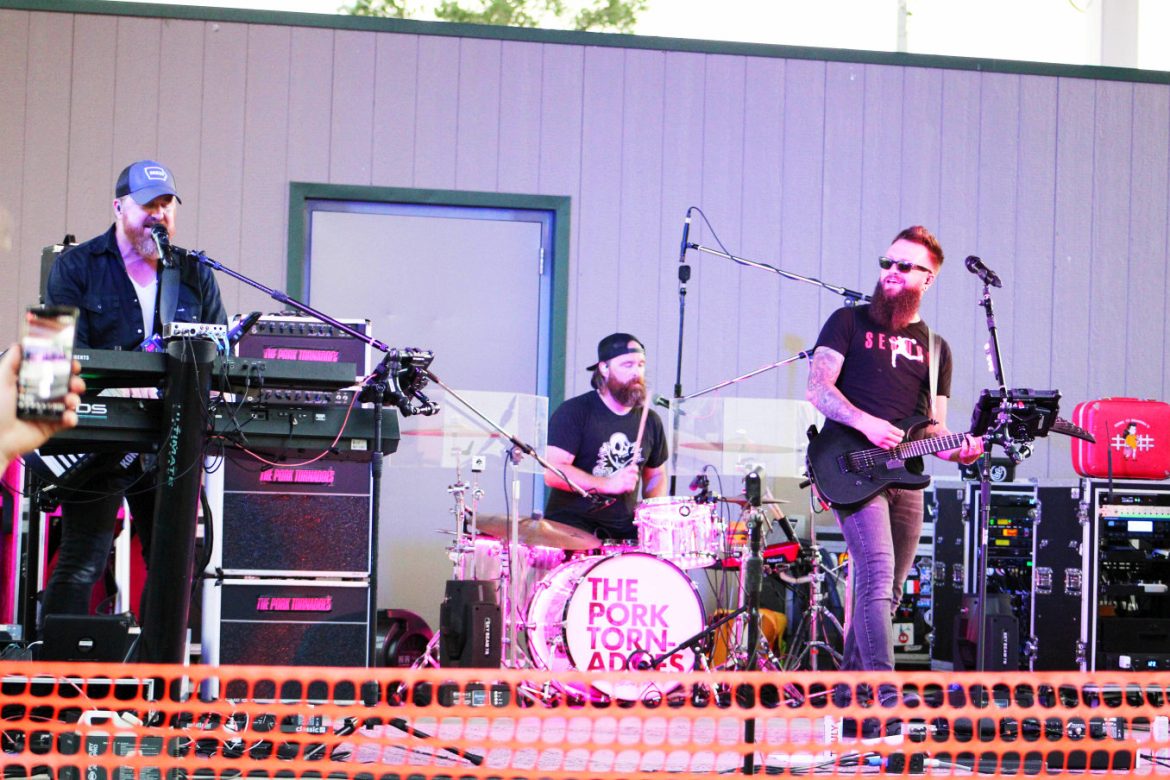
left=525, top=552, right=705, bottom=699
left=634, top=497, right=718, bottom=568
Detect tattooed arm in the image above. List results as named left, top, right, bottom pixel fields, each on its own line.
left=805, top=346, right=904, bottom=449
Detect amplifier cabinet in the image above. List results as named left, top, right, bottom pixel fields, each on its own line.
left=203, top=578, right=373, bottom=669
left=220, top=454, right=372, bottom=577
left=236, top=316, right=370, bottom=375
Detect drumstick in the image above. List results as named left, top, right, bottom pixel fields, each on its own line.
left=630, top=391, right=651, bottom=496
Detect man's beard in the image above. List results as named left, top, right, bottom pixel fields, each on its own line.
left=869, top=280, right=923, bottom=330
left=607, top=374, right=646, bottom=408
left=134, top=233, right=159, bottom=259
left=123, top=219, right=163, bottom=261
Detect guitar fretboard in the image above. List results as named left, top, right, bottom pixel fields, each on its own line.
left=847, top=432, right=969, bottom=470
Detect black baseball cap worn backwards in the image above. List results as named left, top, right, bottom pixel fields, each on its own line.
left=586, top=332, right=644, bottom=371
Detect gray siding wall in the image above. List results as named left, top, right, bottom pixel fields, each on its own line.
left=2, top=8, right=1168, bottom=482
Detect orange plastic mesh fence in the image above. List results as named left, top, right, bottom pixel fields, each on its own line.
left=1, top=662, right=1167, bottom=778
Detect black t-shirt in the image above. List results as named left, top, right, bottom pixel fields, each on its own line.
left=814, top=305, right=952, bottom=422
left=543, top=390, right=668, bottom=541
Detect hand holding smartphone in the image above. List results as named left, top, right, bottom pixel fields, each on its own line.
left=0, top=306, right=86, bottom=471
left=17, top=305, right=79, bottom=420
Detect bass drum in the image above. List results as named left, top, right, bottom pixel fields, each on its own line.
left=525, top=552, right=705, bottom=700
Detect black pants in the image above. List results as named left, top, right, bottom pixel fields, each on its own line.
left=41, top=457, right=157, bottom=623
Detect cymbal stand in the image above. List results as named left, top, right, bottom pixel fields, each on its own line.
left=782, top=514, right=844, bottom=671
left=446, top=455, right=485, bottom=578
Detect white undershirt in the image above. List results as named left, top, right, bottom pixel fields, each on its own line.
left=131, top=276, right=158, bottom=343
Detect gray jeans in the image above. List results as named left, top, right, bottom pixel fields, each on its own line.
left=834, top=487, right=924, bottom=672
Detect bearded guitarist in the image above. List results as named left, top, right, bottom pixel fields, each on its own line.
left=805, top=226, right=982, bottom=679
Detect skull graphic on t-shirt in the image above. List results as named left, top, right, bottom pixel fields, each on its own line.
left=593, top=432, right=640, bottom=476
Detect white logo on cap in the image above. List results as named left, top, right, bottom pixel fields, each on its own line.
left=143, top=166, right=168, bottom=182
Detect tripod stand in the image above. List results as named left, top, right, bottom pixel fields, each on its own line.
left=782, top=513, right=844, bottom=670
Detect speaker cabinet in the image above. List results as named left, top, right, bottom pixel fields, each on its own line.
left=212, top=579, right=372, bottom=668
left=953, top=595, right=1020, bottom=671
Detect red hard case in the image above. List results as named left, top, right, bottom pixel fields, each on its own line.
left=1071, top=397, right=1170, bottom=480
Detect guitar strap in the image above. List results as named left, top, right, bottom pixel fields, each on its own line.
left=927, top=325, right=939, bottom=420
left=158, top=263, right=179, bottom=330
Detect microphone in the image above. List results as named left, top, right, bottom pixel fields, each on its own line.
left=149, top=223, right=174, bottom=268
left=745, top=465, right=764, bottom=508
left=678, top=208, right=693, bottom=265
left=964, top=255, right=1002, bottom=288
left=688, top=473, right=708, bottom=492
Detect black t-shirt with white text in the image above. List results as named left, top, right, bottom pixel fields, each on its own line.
left=543, top=390, right=668, bottom=541
left=814, top=305, right=952, bottom=423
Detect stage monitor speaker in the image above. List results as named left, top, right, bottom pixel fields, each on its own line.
left=41, top=613, right=134, bottom=662
left=439, top=581, right=501, bottom=668
left=954, top=595, right=1019, bottom=671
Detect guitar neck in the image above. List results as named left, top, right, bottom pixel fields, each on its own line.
left=893, top=431, right=969, bottom=460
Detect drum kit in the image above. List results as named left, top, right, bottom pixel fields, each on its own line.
left=414, top=458, right=820, bottom=702
left=400, top=353, right=839, bottom=703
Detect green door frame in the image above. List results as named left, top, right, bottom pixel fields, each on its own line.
left=287, top=182, right=571, bottom=409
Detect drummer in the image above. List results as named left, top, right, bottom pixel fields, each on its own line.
left=543, top=332, right=669, bottom=543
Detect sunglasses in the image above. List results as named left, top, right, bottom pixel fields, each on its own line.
left=879, top=256, right=933, bottom=274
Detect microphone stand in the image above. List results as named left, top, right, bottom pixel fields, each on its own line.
left=686, top=243, right=872, bottom=306
left=659, top=350, right=814, bottom=410
left=666, top=217, right=867, bottom=495
left=973, top=280, right=1008, bottom=673
left=740, top=476, right=766, bottom=775
left=669, top=210, right=693, bottom=496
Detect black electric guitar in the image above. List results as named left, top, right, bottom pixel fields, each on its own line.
left=805, top=416, right=972, bottom=509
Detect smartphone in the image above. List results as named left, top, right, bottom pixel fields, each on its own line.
left=16, top=304, right=79, bottom=420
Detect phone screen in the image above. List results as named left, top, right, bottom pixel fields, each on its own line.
left=17, top=305, right=79, bottom=420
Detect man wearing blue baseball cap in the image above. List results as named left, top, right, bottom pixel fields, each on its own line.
left=40, top=160, right=226, bottom=628
left=543, top=332, right=669, bottom=542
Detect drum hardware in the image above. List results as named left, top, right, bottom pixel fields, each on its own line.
left=780, top=510, right=845, bottom=671
left=632, top=470, right=775, bottom=673
left=422, top=374, right=594, bottom=670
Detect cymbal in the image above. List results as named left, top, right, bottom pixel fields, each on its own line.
left=474, top=515, right=602, bottom=551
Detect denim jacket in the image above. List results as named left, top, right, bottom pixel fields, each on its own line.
left=46, top=225, right=226, bottom=350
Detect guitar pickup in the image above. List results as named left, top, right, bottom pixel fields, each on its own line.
left=886, top=458, right=904, bottom=469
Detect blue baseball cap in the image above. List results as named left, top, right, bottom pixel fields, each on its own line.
left=114, top=160, right=181, bottom=205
